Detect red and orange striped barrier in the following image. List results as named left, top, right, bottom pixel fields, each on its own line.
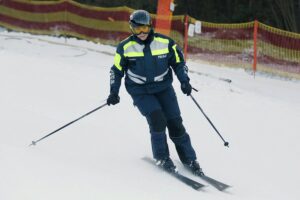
left=0, top=0, right=299, bottom=79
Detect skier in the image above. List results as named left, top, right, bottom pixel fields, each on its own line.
left=106, top=10, right=203, bottom=175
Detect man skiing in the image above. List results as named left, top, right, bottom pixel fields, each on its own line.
left=106, top=10, right=203, bottom=175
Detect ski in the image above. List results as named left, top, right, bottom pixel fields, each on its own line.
left=177, top=160, right=231, bottom=191
left=143, top=157, right=206, bottom=190
left=192, top=172, right=231, bottom=191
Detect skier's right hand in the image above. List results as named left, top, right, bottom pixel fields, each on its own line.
left=107, top=93, right=120, bottom=106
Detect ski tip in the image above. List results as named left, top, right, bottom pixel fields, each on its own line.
left=196, top=184, right=207, bottom=191
left=218, top=185, right=232, bottom=192
left=200, top=175, right=231, bottom=192
left=213, top=181, right=232, bottom=191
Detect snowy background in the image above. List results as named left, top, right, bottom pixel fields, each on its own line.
left=1, top=30, right=300, bottom=200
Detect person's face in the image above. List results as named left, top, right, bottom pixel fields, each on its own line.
left=137, top=33, right=149, bottom=41
left=131, top=24, right=151, bottom=40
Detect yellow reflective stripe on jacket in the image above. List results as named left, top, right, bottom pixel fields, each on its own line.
left=114, top=53, right=122, bottom=71
left=152, top=48, right=169, bottom=56
left=123, top=40, right=144, bottom=57
left=123, top=41, right=138, bottom=51
left=151, top=36, right=169, bottom=56
left=124, top=52, right=144, bottom=57
left=154, top=37, right=169, bottom=44
left=122, top=36, right=170, bottom=57
left=172, top=44, right=180, bottom=63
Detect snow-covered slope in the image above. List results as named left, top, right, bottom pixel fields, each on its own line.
left=1, top=31, right=300, bottom=200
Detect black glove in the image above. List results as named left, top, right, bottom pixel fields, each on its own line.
left=107, top=93, right=120, bottom=106
left=181, top=81, right=192, bottom=96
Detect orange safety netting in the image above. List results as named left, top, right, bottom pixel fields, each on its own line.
left=0, top=0, right=299, bottom=79
left=257, top=22, right=300, bottom=78
left=171, top=16, right=300, bottom=79
left=0, top=0, right=133, bottom=45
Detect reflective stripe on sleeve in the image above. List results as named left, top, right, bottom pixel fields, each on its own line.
left=114, top=53, right=123, bottom=71
left=172, top=44, right=180, bottom=63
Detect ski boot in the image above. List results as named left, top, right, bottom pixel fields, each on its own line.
left=156, top=157, right=177, bottom=173
left=184, top=160, right=204, bottom=176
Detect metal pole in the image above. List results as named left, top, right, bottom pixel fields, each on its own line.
left=29, top=103, right=108, bottom=146
left=190, top=94, right=229, bottom=147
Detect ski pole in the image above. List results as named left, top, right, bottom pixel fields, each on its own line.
left=29, top=103, right=108, bottom=146
left=190, top=94, right=229, bottom=147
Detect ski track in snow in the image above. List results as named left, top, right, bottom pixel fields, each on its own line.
left=1, top=31, right=300, bottom=200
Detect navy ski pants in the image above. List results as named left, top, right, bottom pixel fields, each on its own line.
left=131, top=86, right=197, bottom=164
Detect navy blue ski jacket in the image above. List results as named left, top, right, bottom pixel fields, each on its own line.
left=109, top=30, right=190, bottom=96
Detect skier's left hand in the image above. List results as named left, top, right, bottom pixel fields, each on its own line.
left=181, top=81, right=192, bottom=96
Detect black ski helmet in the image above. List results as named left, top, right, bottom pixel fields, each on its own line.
left=129, top=10, right=152, bottom=27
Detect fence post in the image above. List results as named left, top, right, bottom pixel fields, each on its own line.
left=253, top=20, right=258, bottom=77
left=155, top=0, right=173, bottom=36
left=184, top=15, right=189, bottom=60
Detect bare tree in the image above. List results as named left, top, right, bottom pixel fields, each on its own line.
left=268, top=0, right=298, bottom=32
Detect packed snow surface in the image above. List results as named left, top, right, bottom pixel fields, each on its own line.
left=1, top=31, right=300, bottom=200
